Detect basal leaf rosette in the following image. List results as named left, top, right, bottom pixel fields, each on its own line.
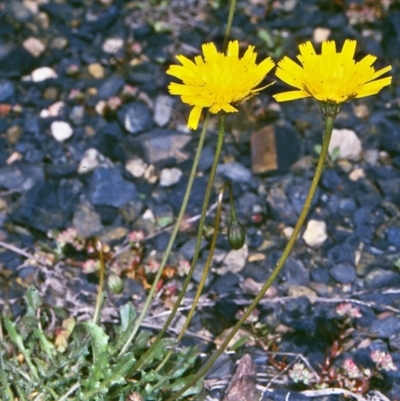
left=167, top=40, right=275, bottom=129
left=273, top=39, right=392, bottom=106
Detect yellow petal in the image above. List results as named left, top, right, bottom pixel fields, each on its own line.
left=188, top=106, right=203, bottom=130
left=273, top=90, right=310, bottom=102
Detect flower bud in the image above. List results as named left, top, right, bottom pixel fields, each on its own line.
left=107, top=274, right=124, bottom=294
left=227, top=220, right=246, bottom=250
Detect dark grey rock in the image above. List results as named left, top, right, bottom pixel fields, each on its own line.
left=0, top=47, right=39, bottom=78
left=73, top=204, right=103, bottom=237
left=12, top=180, right=80, bottom=232
left=179, top=237, right=208, bottom=260
left=288, top=178, right=320, bottom=216
left=365, top=268, right=400, bottom=289
left=0, top=164, right=43, bottom=192
left=0, top=79, right=15, bottom=101
left=328, top=241, right=356, bottom=265
left=198, top=145, right=215, bottom=172
left=98, top=76, right=125, bottom=99
left=370, top=316, right=400, bottom=339
left=275, top=121, right=300, bottom=174
left=266, top=186, right=297, bottom=225
left=236, top=192, right=259, bottom=221
left=205, top=353, right=234, bottom=380
left=330, top=263, right=356, bottom=284
left=377, top=178, right=400, bottom=199
left=88, top=167, right=136, bottom=208
left=310, top=267, right=330, bottom=284
left=321, top=169, right=341, bottom=191
left=386, top=226, right=400, bottom=248
left=118, top=103, right=153, bottom=134
left=278, top=255, right=310, bottom=286
left=191, top=259, right=213, bottom=287
left=380, top=119, right=400, bottom=154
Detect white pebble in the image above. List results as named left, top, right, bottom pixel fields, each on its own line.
left=102, top=37, right=124, bottom=54
left=303, top=219, right=327, bottom=248
left=31, top=66, right=58, bottom=82
left=160, top=167, right=182, bottom=187
left=329, top=129, right=362, bottom=161
left=50, top=121, right=73, bottom=142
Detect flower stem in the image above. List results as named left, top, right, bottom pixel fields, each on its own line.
left=129, top=114, right=225, bottom=372
left=223, top=0, right=237, bottom=51
left=92, top=238, right=105, bottom=325
left=118, top=114, right=210, bottom=358
left=166, top=115, right=336, bottom=400
left=156, top=181, right=232, bottom=373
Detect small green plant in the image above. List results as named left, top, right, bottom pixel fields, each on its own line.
left=0, top=287, right=203, bottom=401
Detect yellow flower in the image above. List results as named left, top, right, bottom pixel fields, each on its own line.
left=167, top=40, right=275, bottom=130
left=273, top=39, right=392, bottom=104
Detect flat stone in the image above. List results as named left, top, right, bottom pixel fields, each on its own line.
left=217, top=162, right=252, bottom=184
left=251, top=125, right=278, bottom=174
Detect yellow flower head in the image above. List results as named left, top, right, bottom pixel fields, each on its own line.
left=273, top=39, right=392, bottom=104
left=167, top=40, right=275, bottom=130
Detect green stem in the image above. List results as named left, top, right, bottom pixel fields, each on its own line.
left=223, top=0, right=237, bottom=51
left=166, top=115, right=336, bottom=400
left=118, top=113, right=210, bottom=358
left=156, top=181, right=232, bottom=373
left=92, top=238, right=105, bottom=325
left=129, top=114, right=225, bottom=373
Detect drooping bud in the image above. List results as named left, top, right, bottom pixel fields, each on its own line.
left=107, top=274, right=124, bottom=294
left=227, top=220, right=246, bottom=250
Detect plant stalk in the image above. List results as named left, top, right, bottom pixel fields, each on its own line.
left=166, top=115, right=336, bottom=400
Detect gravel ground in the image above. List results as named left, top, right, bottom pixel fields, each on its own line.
left=1, top=1, right=400, bottom=400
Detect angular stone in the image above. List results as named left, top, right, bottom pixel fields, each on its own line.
left=88, top=168, right=136, bottom=208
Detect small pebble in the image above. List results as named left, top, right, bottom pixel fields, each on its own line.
left=23, top=37, right=46, bottom=57
left=159, top=167, right=182, bottom=187
left=31, top=66, right=58, bottom=82
left=102, top=37, right=124, bottom=54
left=88, top=63, right=105, bottom=79
left=302, top=219, right=327, bottom=248
left=50, top=121, right=73, bottom=142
